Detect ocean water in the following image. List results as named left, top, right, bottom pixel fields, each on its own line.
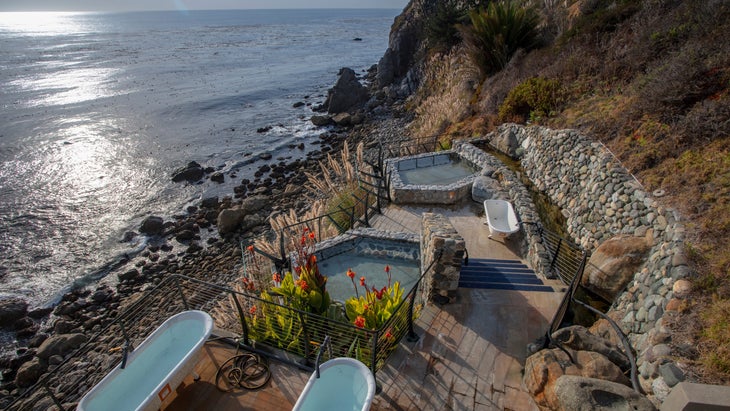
left=0, top=9, right=399, bottom=308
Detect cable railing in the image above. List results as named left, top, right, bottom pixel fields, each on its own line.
left=7, top=247, right=439, bottom=411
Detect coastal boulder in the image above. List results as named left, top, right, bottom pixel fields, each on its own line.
left=325, top=68, right=369, bottom=114
left=0, top=298, right=29, bottom=328
left=524, top=347, right=629, bottom=408
left=311, top=115, right=332, bottom=127
left=139, top=216, right=165, bottom=236
left=171, top=161, right=204, bottom=183
left=216, top=195, right=269, bottom=235
left=581, top=235, right=651, bottom=302
left=15, top=357, right=47, bottom=388
left=552, top=375, right=656, bottom=411
left=36, top=333, right=88, bottom=360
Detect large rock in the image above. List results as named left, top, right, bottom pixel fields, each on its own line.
left=471, top=175, right=507, bottom=203
left=491, top=127, right=520, bottom=158
left=581, top=235, right=650, bottom=302
left=171, top=161, right=204, bottom=183
left=552, top=325, right=630, bottom=370
left=216, top=195, right=269, bottom=234
left=552, top=375, right=656, bottom=411
left=139, top=215, right=164, bottom=236
left=0, top=298, right=29, bottom=328
left=324, top=67, right=369, bottom=114
left=36, top=333, right=88, bottom=360
left=15, top=357, right=47, bottom=388
left=524, top=348, right=630, bottom=408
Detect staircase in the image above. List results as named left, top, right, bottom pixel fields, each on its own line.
left=459, top=258, right=554, bottom=292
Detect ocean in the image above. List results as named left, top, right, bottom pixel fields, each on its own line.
left=0, top=9, right=399, bottom=309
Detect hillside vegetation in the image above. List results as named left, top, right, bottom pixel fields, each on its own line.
left=402, top=0, right=730, bottom=382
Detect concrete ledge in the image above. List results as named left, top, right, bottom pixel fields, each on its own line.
left=661, top=382, right=730, bottom=411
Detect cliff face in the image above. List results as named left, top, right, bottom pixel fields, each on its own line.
left=380, top=0, right=730, bottom=403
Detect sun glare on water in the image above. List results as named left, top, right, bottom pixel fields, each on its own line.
left=0, top=11, right=91, bottom=35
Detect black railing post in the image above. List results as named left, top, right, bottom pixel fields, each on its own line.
left=299, top=312, right=312, bottom=365
left=174, top=275, right=190, bottom=310
left=550, top=238, right=563, bottom=274
left=230, top=291, right=250, bottom=346
left=406, top=282, right=420, bottom=342
left=371, top=330, right=379, bottom=383
left=43, top=382, right=65, bottom=411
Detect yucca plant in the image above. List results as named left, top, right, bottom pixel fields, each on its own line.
left=458, top=1, right=541, bottom=78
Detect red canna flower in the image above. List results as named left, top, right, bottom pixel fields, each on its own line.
left=298, top=279, right=309, bottom=291
left=360, top=276, right=366, bottom=287
left=249, top=306, right=257, bottom=315
left=300, top=235, right=306, bottom=246
left=309, top=231, right=316, bottom=239
left=347, top=268, right=355, bottom=279
left=384, top=265, right=390, bottom=273
left=272, top=273, right=282, bottom=283
left=303, top=227, right=309, bottom=233
left=363, top=303, right=369, bottom=311
left=354, top=316, right=366, bottom=328
left=247, top=245, right=254, bottom=253
left=385, top=330, right=393, bottom=340
left=373, top=286, right=386, bottom=300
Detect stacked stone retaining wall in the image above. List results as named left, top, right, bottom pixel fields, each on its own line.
left=479, top=124, right=690, bottom=403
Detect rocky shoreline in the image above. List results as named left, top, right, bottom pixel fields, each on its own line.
left=0, top=63, right=413, bottom=406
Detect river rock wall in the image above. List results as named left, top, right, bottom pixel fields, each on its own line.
left=480, top=124, right=691, bottom=403
left=486, top=124, right=690, bottom=402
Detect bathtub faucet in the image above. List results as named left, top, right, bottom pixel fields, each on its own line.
left=315, top=335, right=331, bottom=379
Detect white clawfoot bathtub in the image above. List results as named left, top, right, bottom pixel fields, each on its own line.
left=292, top=358, right=376, bottom=411
left=484, top=199, right=520, bottom=239
left=77, top=310, right=213, bottom=411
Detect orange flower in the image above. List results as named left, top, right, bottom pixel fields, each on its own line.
left=249, top=306, right=257, bottom=315
left=354, top=316, right=366, bottom=328
left=385, top=330, right=393, bottom=340
left=272, top=273, right=282, bottom=283
left=298, top=279, right=309, bottom=291
left=360, top=276, right=366, bottom=287
left=309, top=231, right=316, bottom=239
left=363, top=303, right=369, bottom=311
left=384, top=265, right=390, bottom=273
left=347, top=268, right=355, bottom=279
left=247, top=245, right=254, bottom=253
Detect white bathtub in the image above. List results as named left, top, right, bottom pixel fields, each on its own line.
left=484, top=199, right=520, bottom=239
left=77, top=310, right=213, bottom=411
left=292, top=358, right=376, bottom=411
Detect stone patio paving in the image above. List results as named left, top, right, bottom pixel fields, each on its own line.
left=165, top=201, right=565, bottom=411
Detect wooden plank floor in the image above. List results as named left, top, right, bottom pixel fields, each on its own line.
left=161, top=340, right=309, bottom=411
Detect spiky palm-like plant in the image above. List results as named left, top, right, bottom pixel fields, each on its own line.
left=458, top=1, right=540, bottom=78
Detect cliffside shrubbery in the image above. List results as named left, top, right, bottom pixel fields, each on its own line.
left=498, top=76, right=565, bottom=122
left=399, top=0, right=730, bottom=383
left=457, top=1, right=540, bottom=78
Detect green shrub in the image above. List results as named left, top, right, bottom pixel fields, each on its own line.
left=424, top=1, right=469, bottom=52
left=457, top=1, right=540, bottom=78
left=498, top=77, right=565, bottom=122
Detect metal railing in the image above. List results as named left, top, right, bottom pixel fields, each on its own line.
left=7, top=256, right=437, bottom=411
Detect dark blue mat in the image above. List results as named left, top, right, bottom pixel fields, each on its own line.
left=459, top=258, right=554, bottom=292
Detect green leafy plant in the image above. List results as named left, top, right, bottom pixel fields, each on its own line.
left=457, top=1, right=540, bottom=78
left=344, top=267, right=405, bottom=330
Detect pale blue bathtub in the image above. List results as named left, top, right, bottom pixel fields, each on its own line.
left=77, top=310, right=213, bottom=411
left=292, top=357, right=376, bottom=411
